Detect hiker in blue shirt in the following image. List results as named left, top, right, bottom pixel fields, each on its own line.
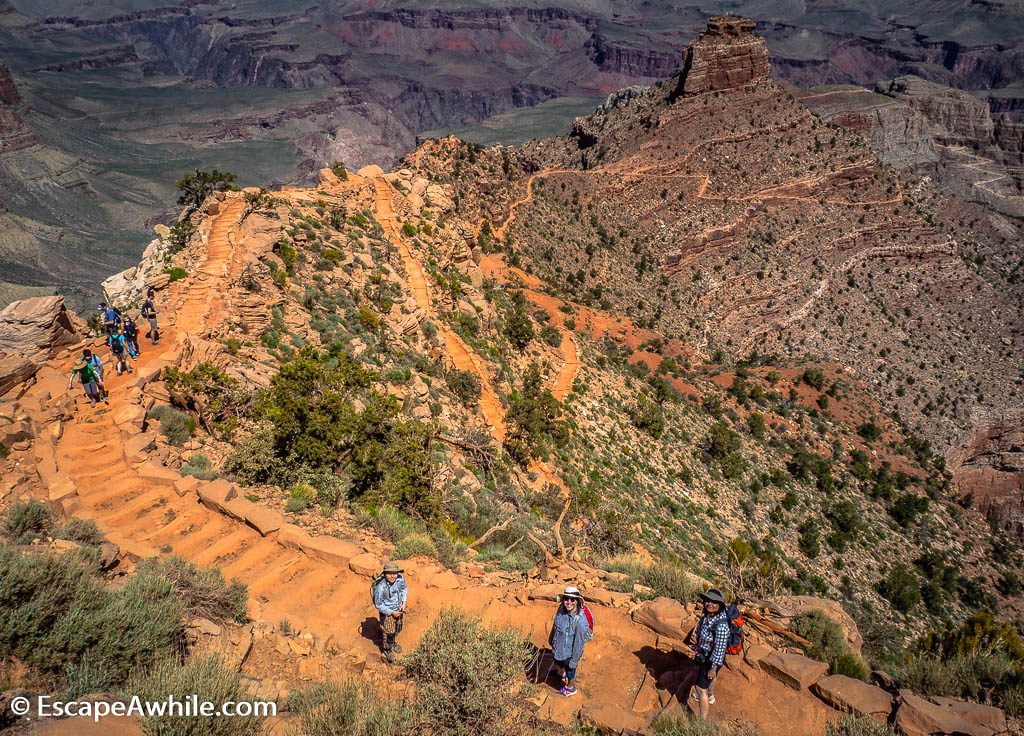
left=548, top=586, right=591, bottom=697
left=372, top=560, right=407, bottom=663
left=108, top=329, right=134, bottom=376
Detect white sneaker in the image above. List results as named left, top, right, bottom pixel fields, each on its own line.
left=690, top=691, right=715, bottom=704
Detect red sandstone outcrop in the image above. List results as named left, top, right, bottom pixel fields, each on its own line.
left=678, top=16, right=770, bottom=97
left=950, top=410, right=1024, bottom=538
left=0, top=296, right=83, bottom=360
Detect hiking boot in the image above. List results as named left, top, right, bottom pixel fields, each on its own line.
left=384, top=650, right=396, bottom=664
left=391, top=643, right=402, bottom=653
left=557, top=685, right=577, bottom=697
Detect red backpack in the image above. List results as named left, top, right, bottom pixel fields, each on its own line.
left=581, top=605, right=594, bottom=641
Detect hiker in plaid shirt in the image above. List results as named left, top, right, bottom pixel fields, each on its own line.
left=689, top=589, right=730, bottom=720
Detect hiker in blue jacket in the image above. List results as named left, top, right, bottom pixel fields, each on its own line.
left=372, top=560, right=407, bottom=663
left=548, top=586, right=591, bottom=697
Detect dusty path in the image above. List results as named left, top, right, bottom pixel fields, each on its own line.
left=372, top=178, right=506, bottom=444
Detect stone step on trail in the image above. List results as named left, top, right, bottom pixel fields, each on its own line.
left=93, top=487, right=172, bottom=526
left=189, top=527, right=257, bottom=567
left=219, top=541, right=291, bottom=580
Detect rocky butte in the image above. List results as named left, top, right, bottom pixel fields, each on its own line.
left=677, top=16, right=771, bottom=96
left=0, top=62, right=36, bottom=154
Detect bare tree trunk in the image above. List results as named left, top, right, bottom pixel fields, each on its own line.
left=468, top=516, right=517, bottom=549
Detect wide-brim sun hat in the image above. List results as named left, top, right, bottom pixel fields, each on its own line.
left=700, top=588, right=726, bottom=606
left=382, top=561, right=403, bottom=574
left=557, top=586, right=584, bottom=603
left=72, top=361, right=87, bottom=371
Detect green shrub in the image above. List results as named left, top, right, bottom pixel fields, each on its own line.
left=801, top=367, right=826, bottom=390
left=792, top=611, right=869, bottom=680
left=445, top=369, right=482, bottom=406
left=286, top=483, right=318, bottom=513
left=825, top=715, right=896, bottom=736
left=176, top=169, right=236, bottom=210
left=180, top=454, right=218, bottom=481
left=147, top=404, right=197, bottom=446
left=135, top=557, right=247, bottom=623
left=164, top=267, right=188, bottom=282
left=0, top=545, right=183, bottom=690
left=877, top=565, right=921, bottom=611
left=222, top=422, right=279, bottom=486
left=503, top=364, right=567, bottom=466
left=898, top=612, right=1024, bottom=713
left=367, top=506, right=417, bottom=544
left=539, top=325, right=561, bottom=347
left=603, top=557, right=701, bottom=601
left=54, top=519, right=104, bottom=547
left=290, top=680, right=410, bottom=736
left=404, top=611, right=531, bottom=736
left=394, top=534, right=439, bottom=560
left=3, top=499, right=52, bottom=542
left=653, top=715, right=729, bottom=736
left=167, top=219, right=197, bottom=254
left=127, top=655, right=265, bottom=736
left=502, top=291, right=534, bottom=349
left=330, top=161, right=349, bottom=180
left=630, top=399, right=665, bottom=438
left=858, top=421, right=882, bottom=442
left=429, top=527, right=466, bottom=570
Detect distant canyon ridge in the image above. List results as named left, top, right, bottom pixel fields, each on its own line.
left=1, top=0, right=1023, bottom=302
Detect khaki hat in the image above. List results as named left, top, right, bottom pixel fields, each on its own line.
left=558, top=586, right=584, bottom=603
left=72, top=361, right=87, bottom=371
left=700, top=588, right=727, bottom=606
left=382, top=561, right=403, bottom=574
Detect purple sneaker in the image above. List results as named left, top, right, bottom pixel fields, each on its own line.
left=558, top=685, right=577, bottom=697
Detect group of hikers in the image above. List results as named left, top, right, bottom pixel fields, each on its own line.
left=372, top=561, right=737, bottom=716
left=67, top=289, right=161, bottom=407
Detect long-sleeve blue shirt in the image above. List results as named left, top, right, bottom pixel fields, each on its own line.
left=372, top=575, right=407, bottom=615
left=696, top=610, right=730, bottom=667
left=549, top=607, right=590, bottom=669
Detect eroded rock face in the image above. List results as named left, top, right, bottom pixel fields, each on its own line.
left=950, top=410, right=1024, bottom=538
left=0, top=296, right=83, bottom=360
left=678, top=16, right=770, bottom=97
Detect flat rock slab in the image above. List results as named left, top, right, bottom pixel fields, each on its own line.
left=136, top=461, right=180, bottom=487
left=529, top=583, right=566, bottom=602
left=425, top=569, right=460, bottom=590
left=631, top=596, right=694, bottom=640
left=349, top=552, right=380, bottom=577
left=581, top=701, right=648, bottom=734
left=244, top=504, right=284, bottom=537
left=197, top=479, right=238, bottom=515
left=300, top=535, right=361, bottom=567
left=760, top=651, right=829, bottom=691
left=931, top=697, right=1007, bottom=734
left=122, top=432, right=156, bottom=464
left=47, top=471, right=77, bottom=503
left=812, top=674, right=893, bottom=721
left=173, top=475, right=200, bottom=497
left=895, top=690, right=994, bottom=736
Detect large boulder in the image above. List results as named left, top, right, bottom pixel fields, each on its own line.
left=0, top=296, right=83, bottom=362
left=0, top=350, right=37, bottom=397
left=931, top=698, right=1007, bottom=734
left=812, top=674, right=893, bottom=721
left=760, top=651, right=829, bottom=691
left=631, top=596, right=694, bottom=640
left=894, top=690, right=994, bottom=736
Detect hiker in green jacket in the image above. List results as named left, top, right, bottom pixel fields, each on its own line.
left=68, top=359, right=107, bottom=407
